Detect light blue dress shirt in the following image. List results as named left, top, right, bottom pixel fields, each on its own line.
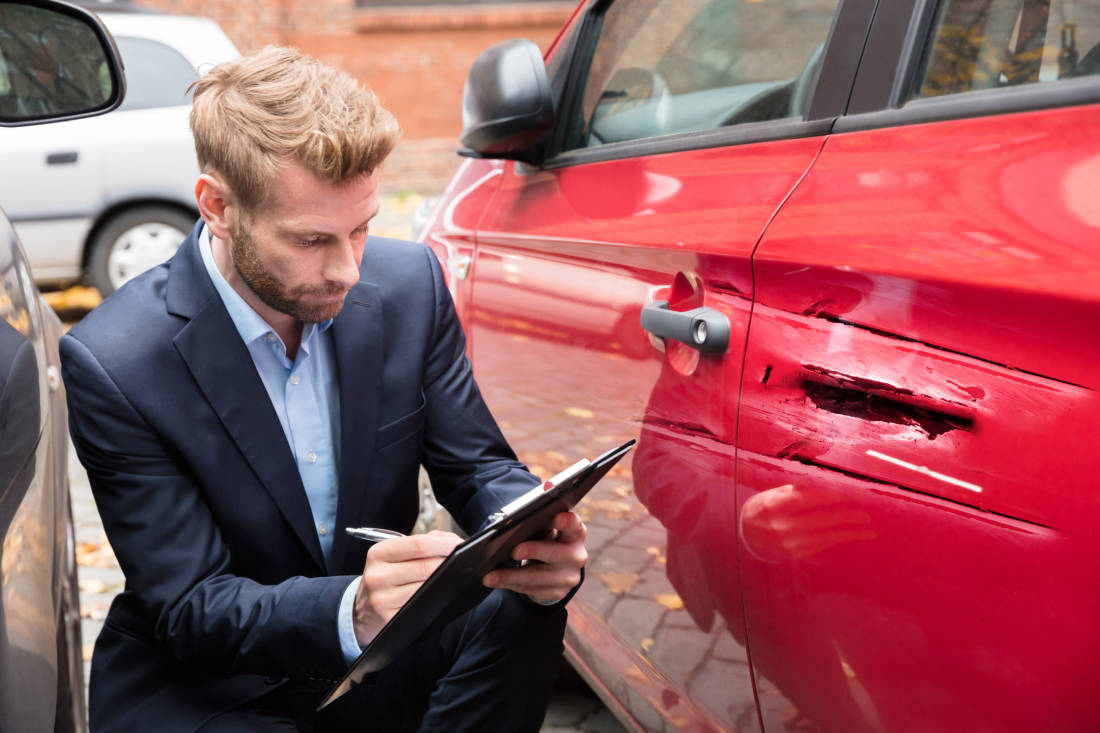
left=198, top=224, right=364, bottom=662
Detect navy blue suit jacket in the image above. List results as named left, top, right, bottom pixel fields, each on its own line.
left=61, top=222, right=539, bottom=732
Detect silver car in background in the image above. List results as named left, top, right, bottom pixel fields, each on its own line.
left=0, top=9, right=238, bottom=294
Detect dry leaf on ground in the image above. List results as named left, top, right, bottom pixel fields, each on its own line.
left=599, top=572, right=640, bottom=595
left=655, top=594, right=684, bottom=610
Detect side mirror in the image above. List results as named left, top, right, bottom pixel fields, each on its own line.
left=459, top=38, right=553, bottom=163
left=0, top=0, right=125, bottom=127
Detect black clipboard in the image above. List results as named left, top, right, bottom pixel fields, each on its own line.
left=319, top=439, right=635, bottom=709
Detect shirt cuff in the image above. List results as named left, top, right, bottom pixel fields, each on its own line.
left=338, top=576, right=369, bottom=665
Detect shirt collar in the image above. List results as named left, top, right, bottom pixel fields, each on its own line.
left=198, top=222, right=333, bottom=350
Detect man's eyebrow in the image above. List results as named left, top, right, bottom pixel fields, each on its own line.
left=360, top=206, right=381, bottom=227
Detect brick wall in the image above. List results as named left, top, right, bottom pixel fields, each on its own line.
left=136, top=0, right=574, bottom=193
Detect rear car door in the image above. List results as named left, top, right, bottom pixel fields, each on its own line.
left=456, top=1, right=865, bottom=729
left=737, top=0, right=1100, bottom=729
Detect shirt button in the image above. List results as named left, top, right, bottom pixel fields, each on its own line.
left=266, top=333, right=277, bottom=343
left=318, top=523, right=328, bottom=536
left=289, top=374, right=300, bottom=385
left=307, top=451, right=317, bottom=463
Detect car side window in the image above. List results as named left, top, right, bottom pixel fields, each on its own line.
left=562, top=0, right=840, bottom=151
left=115, top=36, right=197, bottom=111
left=914, top=0, right=1100, bottom=98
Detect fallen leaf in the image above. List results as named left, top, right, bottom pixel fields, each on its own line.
left=564, top=407, right=595, bottom=419
left=582, top=498, right=635, bottom=520
left=599, top=572, right=639, bottom=595
left=646, top=546, right=661, bottom=556
left=641, top=637, right=655, bottom=652
left=655, top=594, right=684, bottom=610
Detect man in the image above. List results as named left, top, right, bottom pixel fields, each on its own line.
left=61, top=47, right=587, bottom=732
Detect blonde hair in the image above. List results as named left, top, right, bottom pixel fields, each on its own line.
left=189, top=46, right=400, bottom=211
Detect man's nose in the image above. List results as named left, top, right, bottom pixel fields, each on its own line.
left=326, top=241, right=362, bottom=289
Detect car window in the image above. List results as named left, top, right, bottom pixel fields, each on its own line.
left=562, top=0, right=840, bottom=151
left=115, top=36, right=197, bottom=111
left=913, top=0, right=1100, bottom=99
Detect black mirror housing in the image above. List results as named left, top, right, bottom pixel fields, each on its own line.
left=0, top=0, right=126, bottom=127
left=459, top=38, right=554, bottom=164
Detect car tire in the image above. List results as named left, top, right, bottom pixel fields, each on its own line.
left=53, top=505, right=86, bottom=733
left=88, top=206, right=195, bottom=296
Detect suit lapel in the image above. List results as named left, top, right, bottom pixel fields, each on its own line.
left=330, top=282, right=383, bottom=572
left=167, top=228, right=326, bottom=571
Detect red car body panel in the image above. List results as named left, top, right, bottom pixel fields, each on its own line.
left=738, top=104, right=1100, bottom=731
left=420, top=7, right=1100, bottom=731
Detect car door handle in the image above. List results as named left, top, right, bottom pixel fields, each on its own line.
left=46, top=151, right=79, bottom=165
left=640, top=301, right=729, bottom=354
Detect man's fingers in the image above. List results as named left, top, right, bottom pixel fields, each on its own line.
left=483, top=563, right=582, bottom=595
left=368, top=530, right=462, bottom=563
left=363, top=553, right=447, bottom=591
left=552, top=511, right=586, bottom=544
left=512, top=537, right=588, bottom=566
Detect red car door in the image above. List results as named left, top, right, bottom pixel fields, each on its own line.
left=455, top=0, right=862, bottom=729
left=736, top=0, right=1100, bottom=729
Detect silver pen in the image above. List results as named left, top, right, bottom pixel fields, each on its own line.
left=345, top=526, right=407, bottom=543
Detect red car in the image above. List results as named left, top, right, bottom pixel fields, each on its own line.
left=420, top=0, right=1100, bottom=730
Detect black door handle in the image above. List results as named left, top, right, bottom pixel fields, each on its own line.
left=640, top=301, right=729, bottom=354
left=46, top=151, right=79, bottom=165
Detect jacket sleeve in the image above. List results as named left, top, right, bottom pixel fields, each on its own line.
left=417, top=246, right=541, bottom=533
left=61, top=333, right=354, bottom=681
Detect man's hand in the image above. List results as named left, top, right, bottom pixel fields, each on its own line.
left=353, top=530, right=463, bottom=647
left=482, top=511, right=587, bottom=604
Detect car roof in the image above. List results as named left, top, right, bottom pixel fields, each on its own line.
left=96, top=11, right=240, bottom=70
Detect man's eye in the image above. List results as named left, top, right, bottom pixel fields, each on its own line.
left=297, top=237, right=322, bottom=246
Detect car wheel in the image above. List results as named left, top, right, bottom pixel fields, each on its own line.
left=53, top=505, right=86, bottom=733
left=88, top=206, right=194, bottom=295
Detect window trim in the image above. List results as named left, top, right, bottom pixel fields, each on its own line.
left=835, top=75, right=1100, bottom=133
left=542, top=117, right=835, bottom=170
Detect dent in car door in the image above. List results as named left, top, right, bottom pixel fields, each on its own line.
left=737, top=104, right=1100, bottom=732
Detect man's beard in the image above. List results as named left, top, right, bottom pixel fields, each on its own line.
left=230, top=218, right=349, bottom=323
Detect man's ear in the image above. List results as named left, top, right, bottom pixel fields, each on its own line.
left=195, top=174, right=234, bottom=240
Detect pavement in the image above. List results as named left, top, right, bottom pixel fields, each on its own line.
left=65, top=191, right=628, bottom=731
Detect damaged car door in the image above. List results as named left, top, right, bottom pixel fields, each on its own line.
left=734, top=0, right=1100, bottom=729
